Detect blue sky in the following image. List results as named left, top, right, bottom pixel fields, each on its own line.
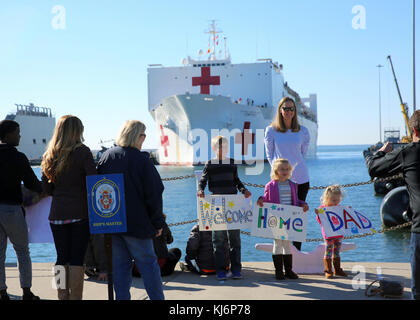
left=0, top=0, right=417, bottom=149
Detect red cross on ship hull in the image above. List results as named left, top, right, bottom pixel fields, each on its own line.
left=235, top=121, right=255, bottom=156
left=160, top=125, right=169, bottom=157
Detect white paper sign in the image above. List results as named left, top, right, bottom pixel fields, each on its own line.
left=251, top=202, right=307, bottom=242
left=316, top=206, right=376, bottom=238
left=197, top=194, right=253, bottom=231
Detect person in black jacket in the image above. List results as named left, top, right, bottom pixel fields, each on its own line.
left=366, top=110, right=420, bottom=300
left=97, top=120, right=165, bottom=300
left=132, top=215, right=181, bottom=277
left=84, top=234, right=108, bottom=281
left=182, top=224, right=216, bottom=275
left=180, top=224, right=229, bottom=275
left=154, top=224, right=181, bottom=277
left=197, top=135, right=251, bottom=281
left=0, top=120, right=42, bottom=300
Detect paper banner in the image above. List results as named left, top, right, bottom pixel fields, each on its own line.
left=197, top=194, right=253, bottom=231
left=251, top=202, right=307, bottom=242
left=316, top=206, right=376, bottom=238
left=25, top=196, right=54, bottom=243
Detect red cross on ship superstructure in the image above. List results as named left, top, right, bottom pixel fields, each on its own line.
left=192, top=66, right=220, bottom=95
left=235, top=121, right=255, bottom=156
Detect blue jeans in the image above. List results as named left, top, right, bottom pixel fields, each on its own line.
left=212, top=229, right=241, bottom=273
left=112, top=235, right=164, bottom=300
left=410, top=232, right=420, bottom=300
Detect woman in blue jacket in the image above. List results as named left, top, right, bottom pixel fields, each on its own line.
left=97, top=120, right=165, bottom=300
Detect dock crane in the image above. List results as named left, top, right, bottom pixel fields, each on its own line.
left=387, top=55, right=412, bottom=142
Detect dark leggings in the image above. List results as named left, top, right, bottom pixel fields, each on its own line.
left=293, top=182, right=310, bottom=251
left=50, top=220, right=90, bottom=266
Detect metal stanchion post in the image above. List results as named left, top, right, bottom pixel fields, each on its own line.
left=104, top=234, right=113, bottom=300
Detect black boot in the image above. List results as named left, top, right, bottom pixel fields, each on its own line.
left=0, top=289, right=10, bottom=300
left=272, top=255, right=285, bottom=280
left=283, top=254, right=299, bottom=279
left=22, top=288, right=40, bottom=300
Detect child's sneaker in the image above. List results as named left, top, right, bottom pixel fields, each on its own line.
left=232, top=271, right=242, bottom=279
left=216, top=271, right=227, bottom=281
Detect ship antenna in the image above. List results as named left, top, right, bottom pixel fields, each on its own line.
left=224, top=36, right=227, bottom=59
left=205, top=20, right=222, bottom=60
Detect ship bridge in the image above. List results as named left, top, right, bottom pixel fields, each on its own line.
left=4, top=103, right=56, bottom=161
left=6, top=103, right=53, bottom=120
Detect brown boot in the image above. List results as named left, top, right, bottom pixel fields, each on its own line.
left=333, top=257, right=347, bottom=277
left=68, top=265, right=85, bottom=300
left=272, top=255, right=285, bottom=280
left=323, top=258, right=334, bottom=279
left=54, top=265, right=69, bottom=300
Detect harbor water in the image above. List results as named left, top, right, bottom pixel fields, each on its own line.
left=6, top=145, right=412, bottom=264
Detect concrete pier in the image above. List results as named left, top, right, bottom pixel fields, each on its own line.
left=3, top=261, right=412, bottom=300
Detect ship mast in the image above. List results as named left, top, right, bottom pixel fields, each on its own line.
left=205, top=20, right=222, bottom=60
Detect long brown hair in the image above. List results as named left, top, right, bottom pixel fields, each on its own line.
left=271, top=97, right=300, bottom=133
left=41, top=115, right=84, bottom=182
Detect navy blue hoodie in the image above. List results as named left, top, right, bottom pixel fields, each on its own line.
left=97, top=146, right=165, bottom=239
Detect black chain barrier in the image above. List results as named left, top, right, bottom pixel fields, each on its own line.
left=163, top=173, right=411, bottom=242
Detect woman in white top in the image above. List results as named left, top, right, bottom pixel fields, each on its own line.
left=264, top=97, right=311, bottom=250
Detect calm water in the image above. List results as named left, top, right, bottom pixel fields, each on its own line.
left=6, top=145, right=412, bottom=263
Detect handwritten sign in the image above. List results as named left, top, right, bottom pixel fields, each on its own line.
left=251, top=202, right=307, bottom=242
left=197, top=194, right=253, bottom=231
left=87, top=174, right=127, bottom=234
left=316, top=206, right=376, bottom=238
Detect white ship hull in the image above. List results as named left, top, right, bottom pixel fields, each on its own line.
left=151, top=94, right=318, bottom=166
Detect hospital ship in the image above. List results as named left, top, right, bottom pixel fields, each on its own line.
left=147, top=22, right=318, bottom=165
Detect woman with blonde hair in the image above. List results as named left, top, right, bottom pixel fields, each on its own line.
left=97, top=120, right=165, bottom=300
left=41, top=115, right=96, bottom=300
left=264, top=97, right=311, bottom=251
